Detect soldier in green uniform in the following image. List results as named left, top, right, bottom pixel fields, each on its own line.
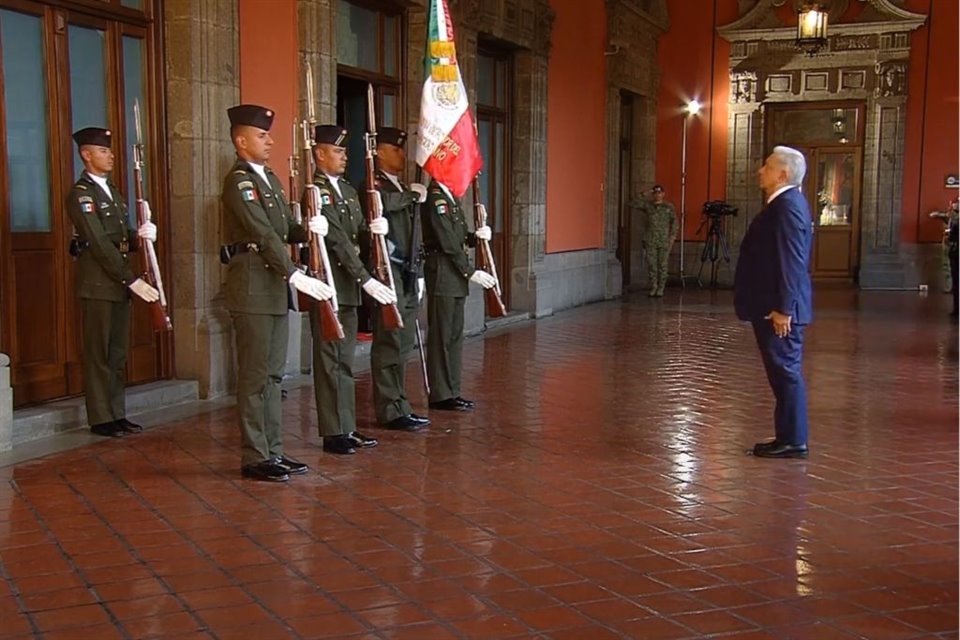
left=221, top=104, right=334, bottom=482
left=362, top=127, right=431, bottom=432
left=66, top=127, right=159, bottom=438
left=310, top=124, right=396, bottom=454
left=421, top=180, right=495, bottom=411
left=634, top=184, right=677, bottom=297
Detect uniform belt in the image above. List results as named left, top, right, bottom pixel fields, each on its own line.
left=232, top=242, right=260, bottom=254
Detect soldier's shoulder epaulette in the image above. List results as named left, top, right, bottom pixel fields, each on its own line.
left=75, top=183, right=88, bottom=191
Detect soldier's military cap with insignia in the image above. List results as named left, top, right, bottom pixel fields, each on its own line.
left=378, top=127, right=407, bottom=148
left=227, top=104, right=274, bottom=131
left=72, top=127, right=112, bottom=148
left=314, top=125, right=348, bottom=147
left=651, top=184, right=665, bottom=193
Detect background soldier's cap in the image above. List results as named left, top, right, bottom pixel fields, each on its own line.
left=314, top=125, right=348, bottom=147
left=227, top=104, right=274, bottom=131
left=378, top=127, right=407, bottom=148
left=72, top=127, right=112, bottom=148
left=652, top=184, right=665, bottom=193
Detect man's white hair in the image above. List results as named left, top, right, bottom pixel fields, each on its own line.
left=771, top=145, right=807, bottom=186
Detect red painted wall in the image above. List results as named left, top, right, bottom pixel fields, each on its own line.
left=238, top=0, right=298, bottom=187
left=545, top=0, right=607, bottom=253
left=657, top=0, right=958, bottom=245
left=902, top=0, right=959, bottom=243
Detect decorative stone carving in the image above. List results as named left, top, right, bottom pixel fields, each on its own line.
left=874, top=60, right=906, bottom=97
left=732, top=71, right=757, bottom=103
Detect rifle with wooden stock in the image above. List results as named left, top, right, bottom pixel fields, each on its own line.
left=298, top=61, right=344, bottom=341
left=364, top=84, right=404, bottom=330
left=470, top=176, right=507, bottom=318
left=132, top=100, right=172, bottom=332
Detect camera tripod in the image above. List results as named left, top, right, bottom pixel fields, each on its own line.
left=696, top=214, right=732, bottom=288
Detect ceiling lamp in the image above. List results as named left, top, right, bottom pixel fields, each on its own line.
left=796, top=4, right=828, bottom=55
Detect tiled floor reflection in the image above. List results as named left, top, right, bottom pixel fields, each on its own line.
left=1, top=290, right=957, bottom=639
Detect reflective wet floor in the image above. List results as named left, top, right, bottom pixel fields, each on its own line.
left=1, top=290, right=957, bottom=639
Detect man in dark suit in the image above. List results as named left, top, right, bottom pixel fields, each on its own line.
left=734, top=145, right=813, bottom=459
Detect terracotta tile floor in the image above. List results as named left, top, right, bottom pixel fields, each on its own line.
left=1, top=290, right=957, bottom=639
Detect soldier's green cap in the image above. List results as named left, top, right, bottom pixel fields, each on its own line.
left=378, top=127, right=407, bottom=148
left=314, top=125, right=348, bottom=147
left=652, top=184, right=664, bottom=193
left=227, top=104, right=274, bottom=131
left=73, top=127, right=112, bottom=148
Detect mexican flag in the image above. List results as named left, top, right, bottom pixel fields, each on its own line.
left=415, top=0, right=482, bottom=198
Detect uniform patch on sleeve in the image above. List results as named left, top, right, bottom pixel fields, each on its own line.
left=81, top=202, right=95, bottom=214
left=320, top=190, right=332, bottom=206
left=237, top=180, right=254, bottom=190
left=436, top=203, right=447, bottom=215
left=241, top=189, right=258, bottom=202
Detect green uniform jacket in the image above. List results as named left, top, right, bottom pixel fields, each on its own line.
left=221, top=159, right=307, bottom=315
left=65, top=172, right=138, bottom=301
left=360, top=169, right=419, bottom=276
left=313, top=172, right=371, bottom=307
left=638, top=200, right=678, bottom=246
left=422, top=182, right=475, bottom=298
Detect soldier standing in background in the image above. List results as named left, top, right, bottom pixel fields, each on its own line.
left=310, top=124, right=396, bottom=454
left=362, top=127, right=431, bottom=432
left=221, top=104, right=333, bottom=482
left=66, top=127, right=159, bottom=438
left=421, top=180, right=495, bottom=411
left=634, top=184, right=677, bottom=297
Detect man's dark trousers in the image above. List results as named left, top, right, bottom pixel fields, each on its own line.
left=751, top=319, right=808, bottom=446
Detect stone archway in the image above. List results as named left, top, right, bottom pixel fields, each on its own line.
left=718, top=0, right=926, bottom=287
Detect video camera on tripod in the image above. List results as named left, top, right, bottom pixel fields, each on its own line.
left=696, top=200, right=736, bottom=288
left=702, top=200, right=738, bottom=219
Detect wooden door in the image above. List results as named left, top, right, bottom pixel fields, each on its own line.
left=0, top=1, right=168, bottom=407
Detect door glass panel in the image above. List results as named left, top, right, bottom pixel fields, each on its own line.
left=69, top=25, right=108, bottom=178
left=123, top=35, right=146, bottom=221
left=477, top=118, right=491, bottom=210
left=477, top=55, right=494, bottom=106
left=121, top=0, right=143, bottom=8
left=383, top=14, right=397, bottom=77
left=1, top=9, right=51, bottom=233
left=770, top=107, right=858, bottom=147
left=381, top=92, right=395, bottom=127
left=816, top=153, right=854, bottom=226
left=337, top=0, right=377, bottom=72
left=494, top=121, right=504, bottom=234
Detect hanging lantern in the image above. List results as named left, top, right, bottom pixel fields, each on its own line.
left=796, top=4, right=829, bottom=55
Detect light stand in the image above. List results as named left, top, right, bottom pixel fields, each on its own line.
left=678, top=99, right=701, bottom=288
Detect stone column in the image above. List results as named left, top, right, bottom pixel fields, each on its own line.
left=298, top=0, right=337, bottom=123
left=0, top=354, right=10, bottom=452
left=603, top=85, right=624, bottom=298
left=510, top=48, right=551, bottom=317
left=165, top=0, right=240, bottom=398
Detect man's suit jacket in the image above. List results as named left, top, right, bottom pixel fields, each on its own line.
left=734, top=186, right=813, bottom=324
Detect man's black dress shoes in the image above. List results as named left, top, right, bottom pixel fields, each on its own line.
left=90, top=422, right=126, bottom=438
left=753, top=441, right=809, bottom=459
left=348, top=431, right=378, bottom=448
left=429, top=398, right=473, bottom=411
left=384, top=415, right=429, bottom=431
left=241, top=461, right=290, bottom=482
left=116, top=418, right=143, bottom=433
left=323, top=435, right=357, bottom=455
left=274, top=455, right=309, bottom=475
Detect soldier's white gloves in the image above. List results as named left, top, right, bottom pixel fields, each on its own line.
left=474, top=225, right=492, bottom=242
left=290, top=270, right=334, bottom=301
left=417, top=277, right=425, bottom=303
left=409, top=183, right=427, bottom=203
left=137, top=221, right=157, bottom=243
left=369, top=216, right=389, bottom=236
left=470, top=270, right=497, bottom=290
left=129, top=278, right=160, bottom=302
left=308, top=214, right=329, bottom=237
left=363, top=278, right=398, bottom=305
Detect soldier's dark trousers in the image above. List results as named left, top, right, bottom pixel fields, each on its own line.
left=82, top=298, right=130, bottom=426
left=231, top=312, right=287, bottom=467
left=427, top=294, right=464, bottom=404
left=312, top=304, right=358, bottom=437
left=371, top=271, right=420, bottom=423
left=950, top=247, right=958, bottom=314
left=645, top=241, right=670, bottom=293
